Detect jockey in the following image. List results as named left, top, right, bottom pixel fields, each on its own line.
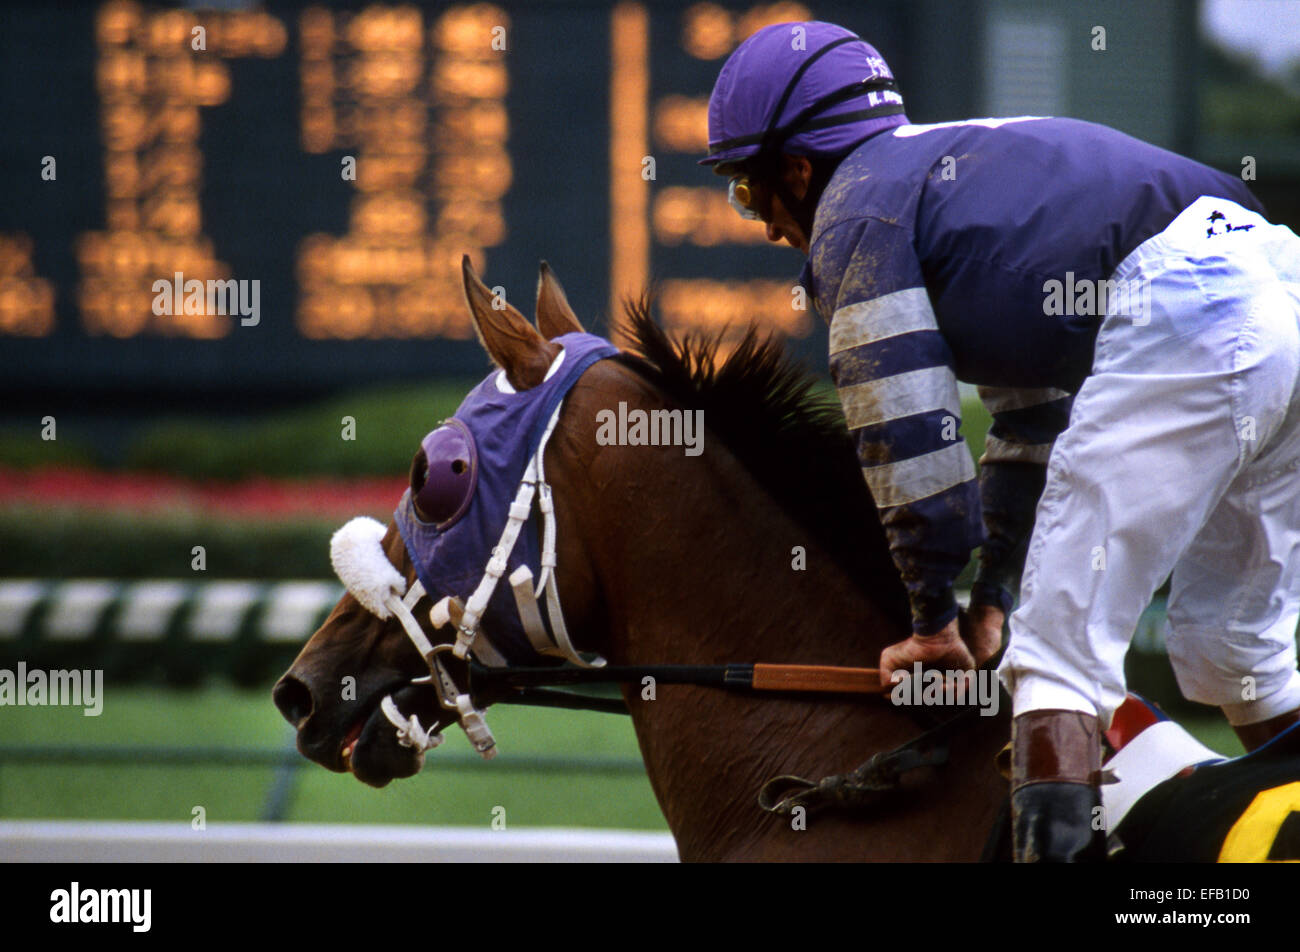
left=703, top=21, right=1300, bottom=862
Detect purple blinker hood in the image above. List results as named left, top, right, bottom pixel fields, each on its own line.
left=394, top=332, right=619, bottom=664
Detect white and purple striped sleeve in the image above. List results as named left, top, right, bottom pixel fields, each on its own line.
left=815, top=216, right=984, bottom=634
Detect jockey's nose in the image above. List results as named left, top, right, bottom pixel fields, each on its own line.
left=766, top=220, right=783, bottom=244
left=272, top=674, right=314, bottom=729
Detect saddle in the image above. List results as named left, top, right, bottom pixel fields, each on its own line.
left=1104, top=695, right=1300, bottom=862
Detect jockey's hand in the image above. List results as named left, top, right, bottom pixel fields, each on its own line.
left=879, top=618, right=975, bottom=687
left=960, top=602, right=1005, bottom=667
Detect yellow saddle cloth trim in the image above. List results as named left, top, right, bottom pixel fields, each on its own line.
left=1219, top=780, right=1300, bottom=862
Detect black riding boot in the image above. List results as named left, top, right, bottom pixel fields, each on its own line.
left=1010, top=709, right=1107, bottom=863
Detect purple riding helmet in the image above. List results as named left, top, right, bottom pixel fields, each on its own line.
left=701, top=21, right=908, bottom=171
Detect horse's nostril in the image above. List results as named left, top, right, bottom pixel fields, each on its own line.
left=273, top=676, right=314, bottom=729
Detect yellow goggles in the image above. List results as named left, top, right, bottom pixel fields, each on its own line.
left=728, top=175, right=760, bottom=220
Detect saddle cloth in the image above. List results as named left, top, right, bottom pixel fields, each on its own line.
left=1105, top=695, right=1300, bottom=862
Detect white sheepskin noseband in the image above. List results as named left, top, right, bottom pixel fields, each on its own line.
left=330, top=516, right=406, bottom=618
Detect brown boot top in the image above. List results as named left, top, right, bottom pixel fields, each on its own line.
left=1012, top=709, right=1103, bottom=790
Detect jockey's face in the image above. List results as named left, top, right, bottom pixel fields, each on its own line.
left=726, top=155, right=814, bottom=254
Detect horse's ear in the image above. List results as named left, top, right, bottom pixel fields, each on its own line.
left=461, top=255, right=560, bottom=390
left=535, top=261, right=584, bottom=339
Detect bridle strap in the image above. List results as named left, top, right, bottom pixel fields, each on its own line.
left=453, top=473, right=535, bottom=659
left=382, top=580, right=435, bottom=667
left=451, top=399, right=598, bottom=668
left=375, top=580, right=501, bottom=758
left=531, top=419, right=601, bottom=667
left=328, top=516, right=506, bottom=759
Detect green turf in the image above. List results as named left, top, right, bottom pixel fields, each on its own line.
left=0, top=684, right=667, bottom=829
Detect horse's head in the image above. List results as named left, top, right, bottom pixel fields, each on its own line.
left=272, top=257, right=616, bottom=787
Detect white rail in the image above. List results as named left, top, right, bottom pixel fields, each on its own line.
left=0, top=821, right=679, bottom=863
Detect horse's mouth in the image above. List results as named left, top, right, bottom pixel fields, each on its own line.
left=334, top=682, right=450, bottom=788
left=338, top=719, right=364, bottom=771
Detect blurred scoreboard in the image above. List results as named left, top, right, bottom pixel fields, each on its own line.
left=0, top=1, right=909, bottom=400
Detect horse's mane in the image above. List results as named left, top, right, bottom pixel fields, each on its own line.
left=613, top=300, right=911, bottom=629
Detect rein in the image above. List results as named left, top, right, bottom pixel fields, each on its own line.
left=467, top=659, right=890, bottom=706
left=468, top=654, right=1006, bottom=821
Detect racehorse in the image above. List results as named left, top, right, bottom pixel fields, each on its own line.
left=273, top=258, right=1011, bottom=861
left=276, top=257, right=1300, bottom=862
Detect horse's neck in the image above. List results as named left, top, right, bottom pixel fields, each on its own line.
left=602, top=444, right=893, bottom=666
left=558, top=400, right=1008, bottom=861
